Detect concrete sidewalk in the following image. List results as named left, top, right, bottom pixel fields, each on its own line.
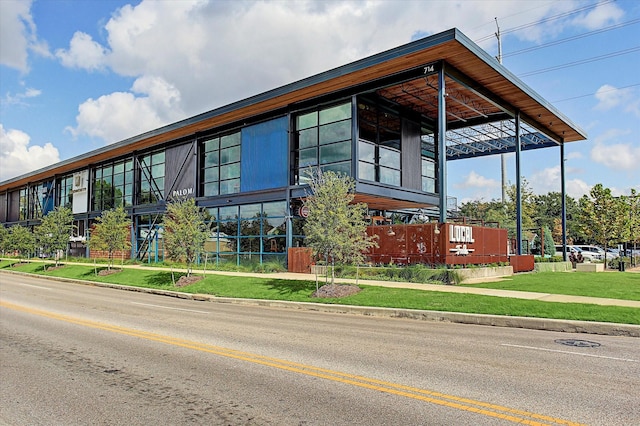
left=2, top=261, right=639, bottom=337
left=28, top=260, right=640, bottom=308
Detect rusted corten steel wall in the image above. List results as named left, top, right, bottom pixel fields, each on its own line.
left=366, top=223, right=508, bottom=266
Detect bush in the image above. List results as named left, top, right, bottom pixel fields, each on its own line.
left=332, top=264, right=461, bottom=285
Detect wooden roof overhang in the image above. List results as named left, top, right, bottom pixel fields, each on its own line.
left=1, top=28, right=586, bottom=192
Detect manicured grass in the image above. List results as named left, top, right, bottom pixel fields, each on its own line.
left=460, top=272, right=640, bottom=301
left=1, top=259, right=638, bottom=325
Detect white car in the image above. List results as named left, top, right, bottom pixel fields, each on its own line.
left=574, top=245, right=604, bottom=261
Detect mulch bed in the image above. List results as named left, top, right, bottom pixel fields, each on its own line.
left=311, top=284, right=361, bottom=298
left=98, top=269, right=122, bottom=276
left=175, top=275, right=204, bottom=287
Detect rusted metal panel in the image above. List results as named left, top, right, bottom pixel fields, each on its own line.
left=509, top=255, right=535, bottom=272
left=287, top=247, right=313, bottom=273
left=367, top=223, right=508, bottom=266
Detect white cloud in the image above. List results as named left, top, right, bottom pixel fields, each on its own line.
left=571, top=1, right=624, bottom=30
left=0, top=0, right=34, bottom=71
left=594, top=84, right=638, bottom=116
left=56, top=31, right=108, bottom=71
left=589, top=128, right=640, bottom=171
left=3, top=86, right=42, bottom=106
left=455, top=170, right=500, bottom=189
left=66, top=75, right=184, bottom=144
left=56, top=0, right=581, bottom=141
left=0, top=0, right=50, bottom=72
left=591, top=141, right=640, bottom=171
left=566, top=179, right=591, bottom=199
left=0, top=124, right=60, bottom=181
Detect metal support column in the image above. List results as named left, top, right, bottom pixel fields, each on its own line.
left=560, top=142, right=567, bottom=261
left=515, top=112, right=523, bottom=255
left=438, top=65, right=447, bottom=224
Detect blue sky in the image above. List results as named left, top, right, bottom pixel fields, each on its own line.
left=1, top=0, right=639, bottom=205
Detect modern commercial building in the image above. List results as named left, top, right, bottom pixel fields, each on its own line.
left=0, top=28, right=586, bottom=265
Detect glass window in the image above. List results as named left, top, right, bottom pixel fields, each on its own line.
left=319, top=121, right=351, bottom=145
left=298, top=128, right=317, bottom=149
left=356, top=100, right=402, bottom=187
left=200, top=131, right=240, bottom=197
left=220, top=178, right=240, bottom=195
left=297, top=111, right=318, bottom=130
left=93, top=158, right=135, bottom=210
left=359, top=161, right=375, bottom=181
left=294, top=101, right=352, bottom=184
left=240, top=203, right=261, bottom=219
left=320, top=141, right=351, bottom=165
left=319, top=103, right=351, bottom=124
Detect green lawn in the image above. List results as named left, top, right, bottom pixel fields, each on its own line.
left=1, top=260, right=639, bottom=325
left=460, top=272, right=640, bottom=301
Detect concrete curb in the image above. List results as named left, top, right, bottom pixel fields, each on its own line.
left=3, top=270, right=638, bottom=337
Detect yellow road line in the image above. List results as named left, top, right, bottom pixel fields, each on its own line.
left=1, top=300, right=584, bottom=425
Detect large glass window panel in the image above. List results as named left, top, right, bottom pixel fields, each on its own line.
left=319, top=103, right=351, bottom=124
left=114, top=162, right=124, bottom=174
left=113, top=173, right=124, bottom=187
left=203, top=137, right=219, bottom=152
left=422, top=159, right=435, bottom=177
left=151, top=164, right=164, bottom=177
left=221, top=132, right=240, bottom=148
left=220, top=164, right=240, bottom=180
left=322, top=161, right=351, bottom=176
left=320, top=141, right=351, bottom=165
left=380, top=167, right=400, bottom=186
left=422, top=176, right=436, bottom=193
left=240, top=204, right=261, bottom=219
left=297, top=111, right=317, bottom=130
left=204, top=151, right=219, bottom=167
left=203, top=182, right=219, bottom=196
left=379, top=146, right=400, bottom=169
left=299, top=148, right=317, bottom=167
left=359, top=161, right=375, bottom=181
left=262, top=201, right=286, bottom=218
left=219, top=206, right=238, bottom=221
left=319, top=121, right=351, bottom=144
left=220, top=178, right=240, bottom=194
left=203, top=167, right=218, bottom=183
left=298, top=128, right=317, bottom=149
left=152, top=151, right=165, bottom=165
left=359, top=141, right=375, bottom=162
left=220, top=146, right=240, bottom=164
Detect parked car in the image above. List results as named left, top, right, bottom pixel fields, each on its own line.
left=554, top=245, right=581, bottom=258
left=605, top=248, right=620, bottom=259
left=574, top=245, right=604, bottom=261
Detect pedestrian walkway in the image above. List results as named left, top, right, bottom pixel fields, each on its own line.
left=18, top=259, right=640, bottom=309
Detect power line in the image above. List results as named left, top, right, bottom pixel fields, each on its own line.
left=474, top=0, right=617, bottom=44
left=552, top=83, right=640, bottom=103
left=503, top=19, right=640, bottom=58
left=519, top=46, right=640, bottom=77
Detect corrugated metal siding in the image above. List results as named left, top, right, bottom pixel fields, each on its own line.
left=241, top=116, right=289, bottom=192
left=401, top=119, right=422, bottom=191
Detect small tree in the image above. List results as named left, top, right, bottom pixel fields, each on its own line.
left=0, top=226, right=8, bottom=255
left=89, top=206, right=131, bottom=271
left=35, top=206, right=74, bottom=267
left=8, top=225, right=36, bottom=262
left=303, top=168, right=377, bottom=288
left=628, top=189, right=640, bottom=264
left=163, top=197, right=209, bottom=277
left=579, top=184, right=626, bottom=267
left=532, top=226, right=555, bottom=257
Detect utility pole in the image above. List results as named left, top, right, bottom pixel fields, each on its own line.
left=495, top=17, right=507, bottom=204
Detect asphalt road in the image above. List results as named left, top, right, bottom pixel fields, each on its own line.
left=1, top=273, right=639, bottom=425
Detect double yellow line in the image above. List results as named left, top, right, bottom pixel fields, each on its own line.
left=1, top=300, right=583, bottom=425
